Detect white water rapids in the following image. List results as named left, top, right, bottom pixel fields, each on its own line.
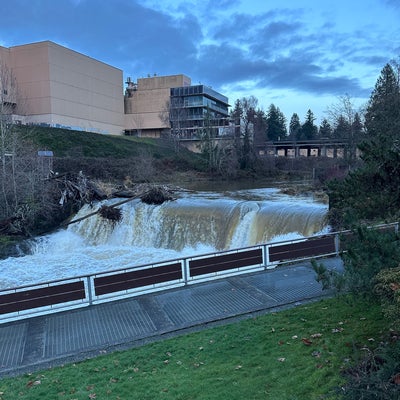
left=0, top=187, right=329, bottom=289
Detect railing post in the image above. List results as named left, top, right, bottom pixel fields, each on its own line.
left=335, top=233, right=340, bottom=255
left=264, top=244, right=269, bottom=269
left=86, top=276, right=93, bottom=306
left=183, top=258, right=189, bottom=285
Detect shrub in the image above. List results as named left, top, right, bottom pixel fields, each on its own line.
left=340, top=340, right=400, bottom=400
left=341, top=227, right=400, bottom=294
left=374, top=267, right=400, bottom=330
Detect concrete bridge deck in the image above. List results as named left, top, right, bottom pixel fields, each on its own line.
left=0, top=257, right=343, bottom=378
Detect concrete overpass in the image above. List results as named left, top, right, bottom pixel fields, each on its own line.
left=180, top=137, right=351, bottom=158
left=260, top=139, right=350, bottom=158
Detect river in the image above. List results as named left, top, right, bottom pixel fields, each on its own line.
left=0, top=186, right=329, bottom=289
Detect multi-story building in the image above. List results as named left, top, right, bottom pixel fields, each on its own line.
left=169, top=84, right=230, bottom=139
left=124, top=74, right=191, bottom=137
left=0, top=41, right=125, bottom=135
left=0, top=41, right=230, bottom=140
left=124, top=74, right=230, bottom=138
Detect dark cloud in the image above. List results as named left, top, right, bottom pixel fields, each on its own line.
left=212, top=8, right=302, bottom=43
left=383, top=0, right=400, bottom=9
left=192, top=8, right=370, bottom=98
left=212, top=13, right=266, bottom=41
left=196, top=42, right=367, bottom=98
left=0, top=0, right=201, bottom=74
left=0, top=0, right=396, bottom=112
left=258, top=63, right=369, bottom=97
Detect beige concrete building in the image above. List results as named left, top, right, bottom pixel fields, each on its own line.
left=124, top=74, right=191, bottom=137
left=1, top=41, right=230, bottom=139
left=0, top=41, right=124, bottom=135
left=124, top=74, right=231, bottom=139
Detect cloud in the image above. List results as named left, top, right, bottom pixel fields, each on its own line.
left=191, top=8, right=370, bottom=98
left=0, top=0, right=202, bottom=73
left=0, top=0, right=396, bottom=115
left=383, top=0, right=400, bottom=9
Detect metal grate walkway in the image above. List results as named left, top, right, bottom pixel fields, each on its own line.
left=0, top=257, right=343, bottom=377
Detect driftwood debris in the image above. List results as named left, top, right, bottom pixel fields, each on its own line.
left=50, top=170, right=107, bottom=207
left=98, top=205, right=122, bottom=223
left=0, top=171, right=177, bottom=236
left=140, top=186, right=176, bottom=205
left=64, top=182, right=177, bottom=226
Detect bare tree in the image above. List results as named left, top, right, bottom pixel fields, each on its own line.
left=0, top=61, right=58, bottom=234
left=131, top=149, right=156, bottom=182
left=128, top=113, right=145, bottom=137
left=215, top=139, right=239, bottom=178
left=158, top=100, right=171, bottom=133
left=159, top=99, right=185, bottom=153
left=198, top=108, right=218, bottom=172
left=230, top=96, right=258, bottom=169
left=0, top=61, right=20, bottom=218
left=326, top=94, right=364, bottom=162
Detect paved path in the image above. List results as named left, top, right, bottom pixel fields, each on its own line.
left=0, top=257, right=343, bottom=377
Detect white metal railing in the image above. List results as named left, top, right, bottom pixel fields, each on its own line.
left=0, top=222, right=398, bottom=324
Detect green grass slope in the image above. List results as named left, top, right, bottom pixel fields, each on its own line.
left=19, top=125, right=205, bottom=167
left=0, top=296, right=391, bottom=400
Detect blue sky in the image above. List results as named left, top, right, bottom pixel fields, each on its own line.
left=1, top=0, right=399, bottom=125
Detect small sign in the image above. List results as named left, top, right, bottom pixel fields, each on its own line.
left=38, top=150, right=53, bottom=157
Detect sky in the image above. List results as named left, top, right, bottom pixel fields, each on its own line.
left=0, top=0, right=399, bottom=125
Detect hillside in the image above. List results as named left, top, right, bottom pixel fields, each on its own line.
left=19, top=125, right=208, bottom=184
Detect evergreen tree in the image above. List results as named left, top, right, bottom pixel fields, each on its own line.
left=301, top=109, right=318, bottom=140
left=318, top=118, right=332, bottom=138
left=326, top=62, right=400, bottom=367
left=365, top=63, right=400, bottom=139
left=352, top=112, right=364, bottom=138
left=328, top=61, right=400, bottom=228
left=278, top=110, right=287, bottom=139
left=350, top=112, right=364, bottom=159
left=289, top=113, right=301, bottom=140
left=333, top=115, right=351, bottom=139
left=253, top=109, right=268, bottom=146
left=266, top=104, right=287, bottom=141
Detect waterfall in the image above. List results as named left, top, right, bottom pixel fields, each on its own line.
left=0, top=188, right=328, bottom=289
left=69, top=194, right=327, bottom=250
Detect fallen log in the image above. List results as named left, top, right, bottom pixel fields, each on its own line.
left=63, top=185, right=176, bottom=227
left=110, top=189, right=137, bottom=198
left=62, top=193, right=145, bottom=227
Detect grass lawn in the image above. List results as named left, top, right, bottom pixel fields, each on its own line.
left=19, top=125, right=204, bottom=165
left=0, top=295, right=389, bottom=400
